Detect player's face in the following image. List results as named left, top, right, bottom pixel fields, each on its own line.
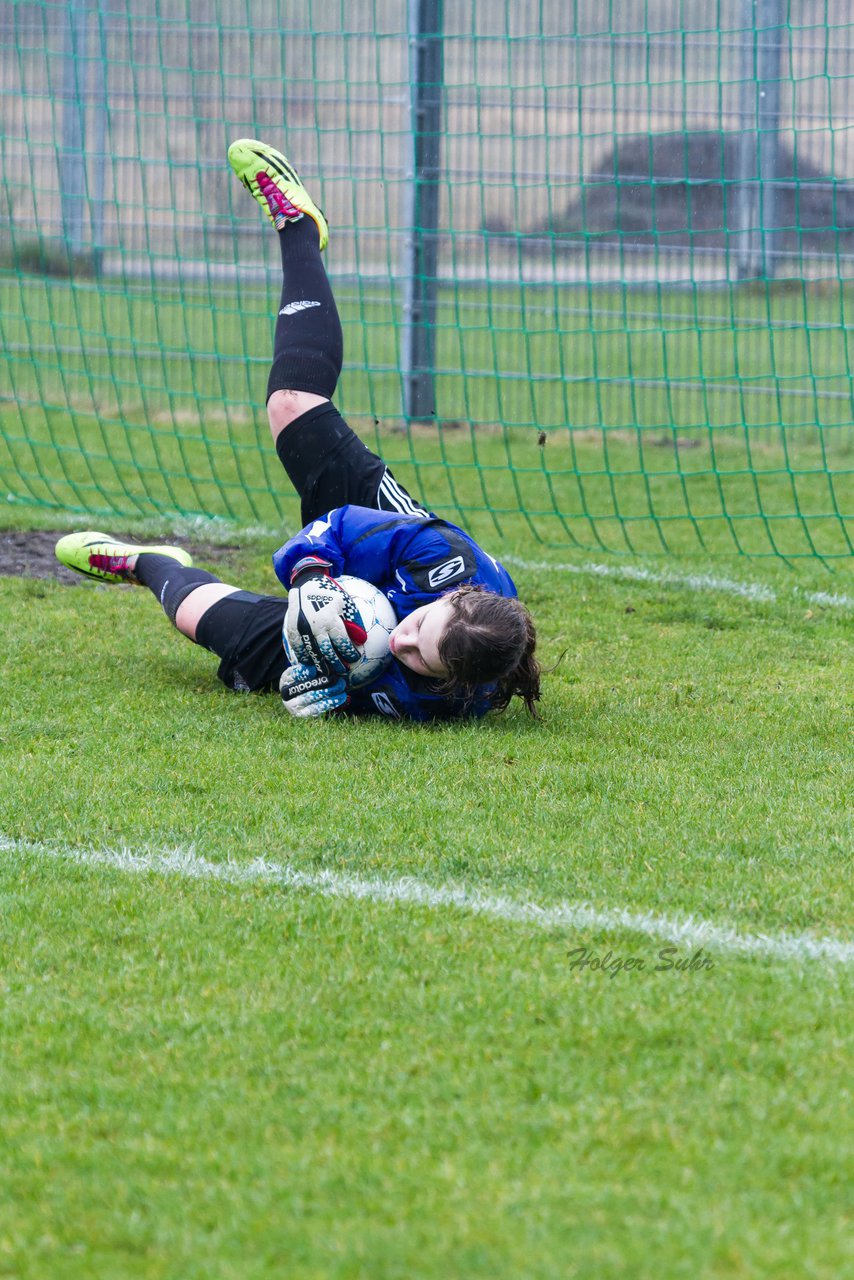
left=388, top=597, right=455, bottom=679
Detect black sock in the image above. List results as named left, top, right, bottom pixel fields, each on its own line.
left=266, top=217, right=343, bottom=402
left=135, top=554, right=222, bottom=625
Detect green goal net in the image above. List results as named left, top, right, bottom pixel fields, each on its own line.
left=1, top=0, right=852, bottom=559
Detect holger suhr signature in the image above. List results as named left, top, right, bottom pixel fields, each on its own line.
left=567, top=945, right=715, bottom=978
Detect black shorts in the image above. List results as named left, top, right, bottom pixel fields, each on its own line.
left=276, top=401, right=430, bottom=528
left=196, top=404, right=429, bottom=693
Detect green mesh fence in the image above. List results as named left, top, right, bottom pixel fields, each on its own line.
left=1, top=0, right=852, bottom=558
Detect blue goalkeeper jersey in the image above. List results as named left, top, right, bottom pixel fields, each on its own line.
left=272, top=505, right=517, bottom=722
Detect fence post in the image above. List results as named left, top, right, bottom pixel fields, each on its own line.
left=402, top=0, right=444, bottom=422
left=60, top=0, right=89, bottom=259
left=90, top=0, right=108, bottom=275
left=736, top=0, right=785, bottom=279
left=756, top=0, right=785, bottom=277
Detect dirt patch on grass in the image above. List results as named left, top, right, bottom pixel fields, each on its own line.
left=0, top=531, right=241, bottom=583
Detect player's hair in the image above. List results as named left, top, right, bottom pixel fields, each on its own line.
left=436, top=584, right=541, bottom=716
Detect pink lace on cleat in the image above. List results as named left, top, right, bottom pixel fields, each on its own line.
left=256, top=171, right=304, bottom=230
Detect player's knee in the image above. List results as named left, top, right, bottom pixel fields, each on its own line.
left=160, top=570, right=222, bottom=625
left=173, top=582, right=241, bottom=641
left=267, top=389, right=330, bottom=441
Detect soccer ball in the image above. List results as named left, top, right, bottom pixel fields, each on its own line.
left=336, top=575, right=397, bottom=688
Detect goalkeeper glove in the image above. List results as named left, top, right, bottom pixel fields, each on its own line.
left=279, top=662, right=349, bottom=718
left=284, top=556, right=368, bottom=676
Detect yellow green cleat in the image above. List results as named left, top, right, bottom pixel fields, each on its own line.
left=227, top=138, right=329, bottom=249
left=55, top=531, right=192, bottom=584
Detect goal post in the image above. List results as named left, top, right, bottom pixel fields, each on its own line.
left=401, top=0, right=444, bottom=423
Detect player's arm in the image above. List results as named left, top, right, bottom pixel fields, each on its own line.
left=272, top=505, right=418, bottom=586
left=273, top=514, right=348, bottom=584
left=275, top=508, right=411, bottom=673
left=275, top=507, right=421, bottom=680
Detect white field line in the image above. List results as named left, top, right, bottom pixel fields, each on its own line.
left=2, top=835, right=852, bottom=966
left=502, top=556, right=853, bottom=609
left=800, top=588, right=854, bottom=608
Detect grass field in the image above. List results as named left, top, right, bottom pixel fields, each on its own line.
left=1, top=524, right=852, bottom=1278
left=5, top=1, right=854, bottom=1263
left=1, top=257, right=852, bottom=1276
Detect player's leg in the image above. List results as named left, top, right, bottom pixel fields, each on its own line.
left=228, top=138, right=431, bottom=526
left=227, top=139, right=337, bottom=442
left=123, top=555, right=288, bottom=693
left=54, top=532, right=289, bottom=692
left=55, top=532, right=238, bottom=640
left=263, top=201, right=337, bottom=443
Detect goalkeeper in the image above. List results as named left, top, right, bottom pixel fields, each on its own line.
left=56, top=140, right=540, bottom=721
